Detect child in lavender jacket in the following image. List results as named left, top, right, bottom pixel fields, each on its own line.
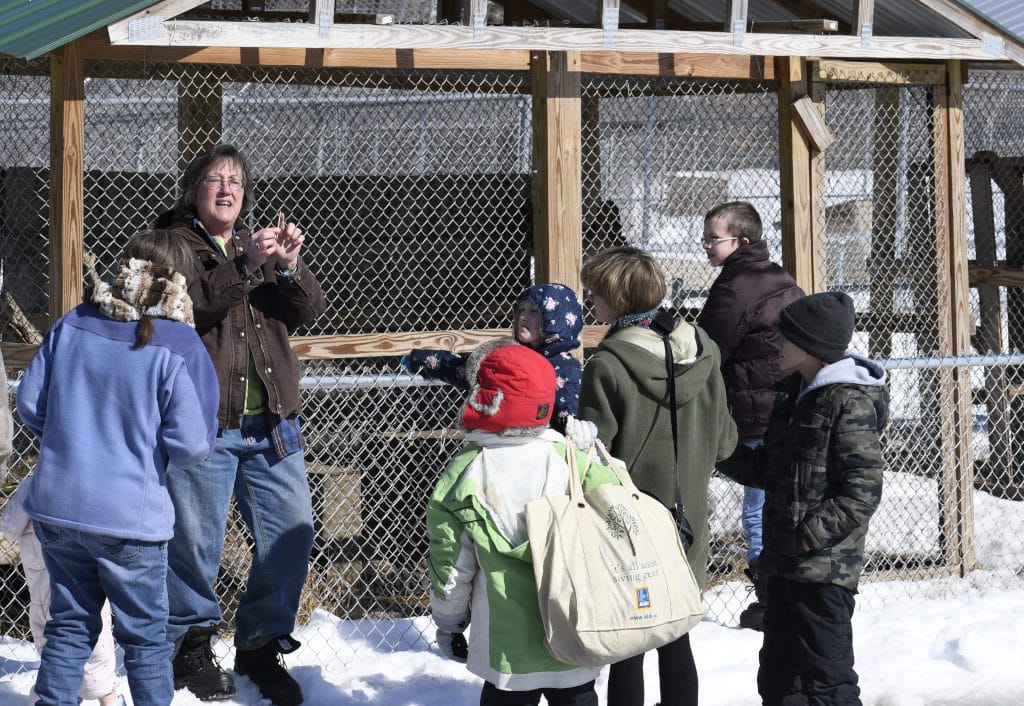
left=16, top=230, right=218, bottom=706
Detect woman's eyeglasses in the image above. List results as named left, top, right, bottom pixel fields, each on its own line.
left=701, top=236, right=739, bottom=247
left=201, top=175, right=244, bottom=191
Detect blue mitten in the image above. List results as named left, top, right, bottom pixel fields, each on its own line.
left=436, top=629, right=468, bottom=662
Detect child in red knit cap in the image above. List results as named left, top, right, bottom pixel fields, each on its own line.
left=426, top=340, right=620, bottom=706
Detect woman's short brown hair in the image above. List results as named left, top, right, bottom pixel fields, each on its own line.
left=581, top=245, right=666, bottom=317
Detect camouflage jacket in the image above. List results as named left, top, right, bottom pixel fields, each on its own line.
left=717, top=354, right=889, bottom=589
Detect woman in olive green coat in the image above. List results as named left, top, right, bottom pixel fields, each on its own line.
left=578, top=246, right=737, bottom=706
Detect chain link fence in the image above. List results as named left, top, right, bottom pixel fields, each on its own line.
left=3, top=57, right=1024, bottom=681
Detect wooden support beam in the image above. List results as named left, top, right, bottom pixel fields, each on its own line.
left=82, top=31, right=775, bottom=77
left=578, top=52, right=774, bottom=79
left=48, top=40, right=85, bottom=325
left=106, top=21, right=1007, bottom=62
left=933, top=60, right=975, bottom=576
left=914, top=0, right=1024, bottom=68
left=969, top=265, right=1024, bottom=287
left=530, top=51, right=583, bottom=300
left=777, top=56, right=818, bottom=292
left=813, top=59, right=947, bottom=85
left=791, top=94, right=834, bottom=152
left=2, top=325, right=615, bottom=368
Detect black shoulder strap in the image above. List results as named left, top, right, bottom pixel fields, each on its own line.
left=650, top=310, right=686, bottom=519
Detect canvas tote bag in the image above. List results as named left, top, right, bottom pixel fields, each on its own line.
left=526, top=439, right=704, bottom=668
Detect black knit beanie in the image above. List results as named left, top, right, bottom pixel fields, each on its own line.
left=777, top=291, right=855, bottom=363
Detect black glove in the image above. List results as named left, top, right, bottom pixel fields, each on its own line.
left=436, top=629, right=468, bottom=662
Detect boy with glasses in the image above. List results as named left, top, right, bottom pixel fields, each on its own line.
left=696, top=201, right=803, bottom=630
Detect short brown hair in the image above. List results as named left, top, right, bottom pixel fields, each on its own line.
left=704, top=201, right=762, bottom=243
left=581, top=245, right=666, bottom=316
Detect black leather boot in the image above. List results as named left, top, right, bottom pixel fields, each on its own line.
left=173, top=625, right=237, bottom=701
left=234, top=635, right=304, bottom=706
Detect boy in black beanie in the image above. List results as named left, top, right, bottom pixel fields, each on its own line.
left=716, top=291, right=889, bottom=706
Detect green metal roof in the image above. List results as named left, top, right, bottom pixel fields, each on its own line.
left=0, top=0, right=159, bottom=59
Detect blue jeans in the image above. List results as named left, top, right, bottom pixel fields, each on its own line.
left=33, top=521, right=172, bottom=706
left=165, top=413, right=314, bottom=650
left=741, top=439, right=765, bottom=565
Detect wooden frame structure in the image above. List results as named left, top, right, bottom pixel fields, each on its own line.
left=3, top=0, right=1023, bottom=578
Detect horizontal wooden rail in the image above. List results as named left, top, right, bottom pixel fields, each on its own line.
left=2, top=325, right=612, bottom=368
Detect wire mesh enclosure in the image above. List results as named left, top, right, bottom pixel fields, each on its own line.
left=2, top=56, right=1024, bottom=681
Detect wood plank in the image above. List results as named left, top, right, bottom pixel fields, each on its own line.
left=324, top=48, right=530, bottom=70
left=969, top=266, right=1024, bottom=287
left=933, top=59, right=976, bottom=576
left=85, top=30, right=534, bottom=69
left=777, top=57, right=816, bottom=292
left=578, top=51, right=774, bottom=79
left=3, top=328, right=613, bottom=367
left=791, top=94, right=834, bottom=152
left=108, top=21, right=1007, bottom=62
left=813, top=59, right=947, bottom=85
left=913, top=0, right=1024, bottom=68
left=531, top=51, right=583, bottom=306
left=945, top=61, right=971, bottom=354
left=48, top=40, right=85, bottom=325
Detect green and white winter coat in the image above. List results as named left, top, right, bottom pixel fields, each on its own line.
left=717, top=354, right=889, bottom=589
left=427, top=428, right=620, bottom=690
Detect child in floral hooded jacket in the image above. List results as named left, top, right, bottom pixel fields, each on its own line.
left=404, top=283, right=583, bottom=433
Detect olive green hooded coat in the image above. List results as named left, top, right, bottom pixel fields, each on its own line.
left=578, top=320, right=738, bottom=588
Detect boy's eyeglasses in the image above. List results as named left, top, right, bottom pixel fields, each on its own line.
left=201, top=176, right=244, bottom=191
left=701, top=236, right=740, bottom=247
